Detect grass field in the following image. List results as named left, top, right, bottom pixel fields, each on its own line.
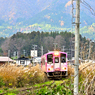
left=0, top=62, right=95, bottom=94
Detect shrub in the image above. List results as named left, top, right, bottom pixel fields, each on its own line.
left=0, top=64, right=47, bottom=88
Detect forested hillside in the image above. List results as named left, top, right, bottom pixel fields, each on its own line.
left=80, top=23, right=95, bottom=40
left=0, top=0, right=95, bottom=40
left=0, top=31, right=95, bottom=60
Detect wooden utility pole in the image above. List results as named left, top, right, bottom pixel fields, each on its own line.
left=41, top=46, right=43, bottom=56
left=62, top=46, right=65, bottom=52
left=74, top=0, right=80, bottom=94
left=53, top=43, right=57, bottom=50
left=8, top=50, right=10, bottom=65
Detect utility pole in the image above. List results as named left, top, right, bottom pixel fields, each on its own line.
left=53, top=43, right=57, bottom=50
left=41, top=46, right=43, bottom=56
left=23, top=50, right=25, bottom=56
left=62, top=46, right=65, bottom=52
left=88, top=41, right=91, bottom=61
left=74, top=0, right=80, bottom=94
left=17, top=51, right=19, bottom=59
left=8, top=50, right=10, bottom=65
left=13, top=51, right=16, bottom=59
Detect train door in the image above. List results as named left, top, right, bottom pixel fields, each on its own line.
left=54, top=56, right=60, bottom=71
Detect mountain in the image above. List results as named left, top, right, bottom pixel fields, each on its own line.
left=0, top=0, right=95, bottom=39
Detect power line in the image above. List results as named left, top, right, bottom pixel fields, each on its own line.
left=80, top=0, right=95, bottom=16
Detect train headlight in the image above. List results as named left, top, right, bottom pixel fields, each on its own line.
left=48, top=68, right=50, bottom=71
left=48, top=67, right=53, bottom=71
left=54, top=51, right=59, bottom=56
left=62, top=67, right=67, bottom=70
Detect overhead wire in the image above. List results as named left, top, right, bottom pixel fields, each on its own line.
left=80, top=0, right=95, bottom=16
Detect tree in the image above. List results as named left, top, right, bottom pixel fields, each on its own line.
left=54, top=35, right=66, bottom=50
left=1, top=38, right=10, bottom=56
left=43, top=36, right=54, bottom=53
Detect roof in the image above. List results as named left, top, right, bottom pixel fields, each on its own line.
left=0, top=56, right=13, bottom=62
left=17, top=57, right=29, bottom=60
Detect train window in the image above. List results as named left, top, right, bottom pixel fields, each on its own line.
left=55, top=57, right=59, bottom=63
left=61, top=53, right=66, bottom=63
left=47, top=54, right=53, bottom=63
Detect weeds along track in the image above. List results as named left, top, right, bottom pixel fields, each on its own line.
left=0, top=64, right=73, bottom=94
left=0, top=81, right=55, bottom=95
left=79, top=62, right=95, bottom=95
left=0, top=62, right=95, bottom=94
left=0, top=80, right=73, bottom=95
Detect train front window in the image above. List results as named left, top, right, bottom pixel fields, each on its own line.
left=55, top=57, right=59, bottom=63
left=61, top=53, right=66, bottom=63
left=47, top=54, right=53, bottom=63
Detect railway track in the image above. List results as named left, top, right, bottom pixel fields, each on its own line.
left=0, top=79, right=73, bottom=95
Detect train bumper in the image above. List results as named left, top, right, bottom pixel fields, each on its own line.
left=47, top=71, right=68, bottom=77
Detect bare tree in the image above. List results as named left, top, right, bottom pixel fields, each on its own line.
left=1, top=38, right=10, bottom=55
left=43, top=36, right=54, bottom=52
left=11, top=38, right=26, bottom=57
left=54, top=35, right=66, bottom=50
left=1, top=38, right=26, bottom=57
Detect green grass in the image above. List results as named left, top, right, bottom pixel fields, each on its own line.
left=0, top=78, right=73, bottom=95
left=34, top=80, right=53, bottom=87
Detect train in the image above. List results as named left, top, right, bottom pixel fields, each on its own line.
left=41, top=51, right=68, bottom=78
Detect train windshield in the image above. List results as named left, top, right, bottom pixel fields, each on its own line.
left=55, top=57, right=59, bottom=63
left=47, top=54, right=53, bottom=63
left=61, top=53, right=66, bottom=63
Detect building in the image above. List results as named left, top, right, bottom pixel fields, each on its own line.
left=0, top=56, right=13, bottom=66
left=16, top=56, right=32, bottom=66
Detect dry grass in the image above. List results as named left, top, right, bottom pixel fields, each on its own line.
left=68, top=65, right=74, bottom=76
left=68, top=62, right=95, bottom=79
left=0, top=61, right=95, bottom=92
left=0, top=64, right=48, bottom=87
left=79, top=62, right=95, bottom=94
left=79, top=62, right=95, bottom=79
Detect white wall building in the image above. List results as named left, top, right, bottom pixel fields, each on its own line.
left=16, top=57, right=31, bottom=66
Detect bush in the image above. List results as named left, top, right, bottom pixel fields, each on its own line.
left=0, top=64, right=48, bottom=88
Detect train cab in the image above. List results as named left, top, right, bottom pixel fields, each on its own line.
left=41, top=51, right=68, bottom=77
